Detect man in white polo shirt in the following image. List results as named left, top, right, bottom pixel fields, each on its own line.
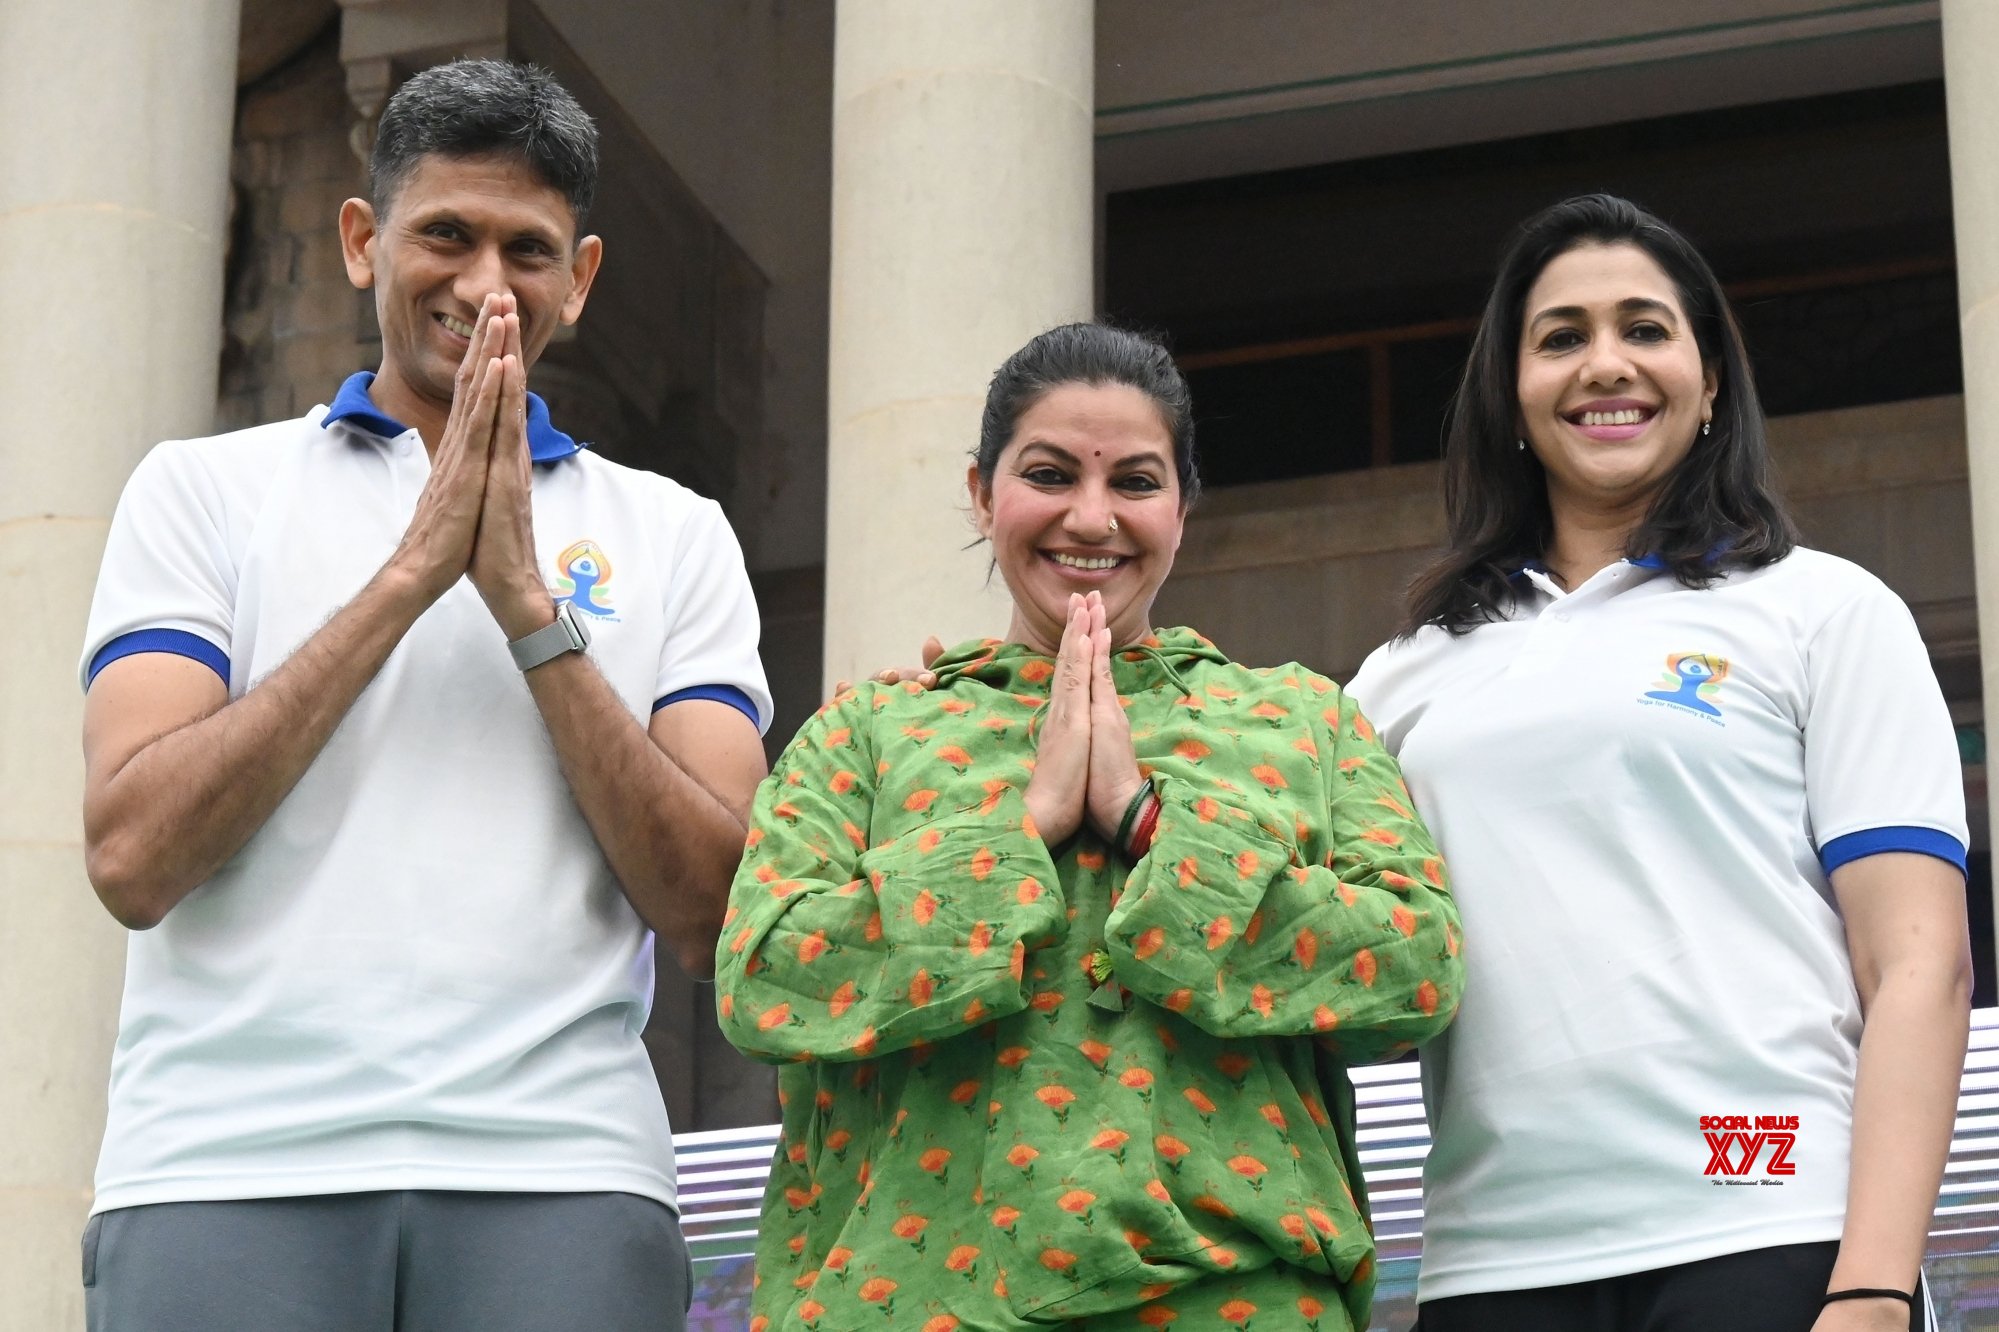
left=75, top=60, right=770, bottom=1331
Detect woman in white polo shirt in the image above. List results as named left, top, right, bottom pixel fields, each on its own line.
left=1348, top=194, right=1969, bottom=1332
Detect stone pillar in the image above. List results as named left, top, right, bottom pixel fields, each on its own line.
left=823, top=0, right=1095, bottom=690
left=0, top=0, right=240, bottom=1325
left=1944, top=1, right=1999, bottom=944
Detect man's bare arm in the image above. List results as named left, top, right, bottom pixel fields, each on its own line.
left=85, top=569, right=440, bottom=927
left=521, top=660, right=767, bottom=978
left=81, top=304, right=518, bottom=929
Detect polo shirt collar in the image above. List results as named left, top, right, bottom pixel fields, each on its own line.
left=321, top=371, right=584, bottom=463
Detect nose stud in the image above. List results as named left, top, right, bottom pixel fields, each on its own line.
left=1109, top=515, right=1119, bottom=533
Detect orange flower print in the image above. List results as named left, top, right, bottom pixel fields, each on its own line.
left=1306, top=1206, right=1341, bottom=1237
left=1204, top=916, right=1234, bottom=951
left=923, top=1317, right=961, bottom=1332
left=1259, top=1103, right=1288, bottom=1131
left=997, top=1045, right=1031, bottom=1068
left=796, top=1298, right=825, bottom=1325
left=891, top=1213, right=929, bottom=1252
left=1214, top=1052, right=1252, bottom=1085
left=1019, top=659, right=1053, bottom=684
left=1163, top=987, right=1194, bottom=1013
left=1155, top=1135, right=1192, bottom=1171
left=1294, top=927, right=1319, bottom=970
left=1057, top=1188, right=1096, bottom=1216
left=1312, top=1004, right=1338, bottom=1032
left=945, top=1245, right=980, bottom=1280
left=1183, top=1087, right=1217, bottom=1120
left=1091, top=1127, right=1130, bottom=1164
left=1417, top=978, right=1441, bottom=1017
left=1040, top=1247, right=1079, bottom=1276
left=919, top=1147, right=952, bottom=1183
left=1392, top=904, right=1419, bottom=937
left=1298, top=1295, right=1326, bottom=1328
left=1120, top=1067, right=1155, bottom=1100
left=757, top=1003, right=792, bottom=1032
left=936, top=744, right=972, bottom=768
left=990, top=1204, right=1021, bottom=1235
left=970, top=847, right=996, bottom=880
left=1174, top=738, right=1211, bottom=761
left=857, top=1276, right=897, bottom=1310
left=1145, top=1178, right=1172, bottom=1203
left=1249, top=983, right=1275, bottom=1020
left=1078, top=1039, right=1112, bottom=1068
left=1354, top=947, right=1379, bottom=988
left=797, top=931, right=830, bottom=964
left=1193, top=1193, right=1234, bottom=1219
left=967, top=920, right=994, bottom=956
left=827, top=980, right=859, bottom=1019
left=1035, top=1084, right=1077, bottom=1123
left=1006, top=1143, right=1038, bottom=1180
left=1030, top=990, right=1064, bottom=1019
left=950, top=1078, right=981, bottom=1108
left=1228, top=1155, right=1269, bottom=1192
left=1137, top=1305, right=1178, bottom=1327
left=1250, top=764, right=1288, bottom=789
left=913, top=890, right=938, bottom=926
left=822, top=1245, right=854, bottom=1274
left=1219, top=1299, right=1258, bottom=1326
left=908, top=969, right=935, bottom=1006
left=1132, top=926, right=1167, bottom=961
left=1233, top=849, right=1261, bottom=879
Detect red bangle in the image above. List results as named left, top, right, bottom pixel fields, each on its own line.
left=1126, top=792, right=1161, bottom=860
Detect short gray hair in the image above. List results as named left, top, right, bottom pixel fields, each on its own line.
left=370, top=59, right=598, bottom=232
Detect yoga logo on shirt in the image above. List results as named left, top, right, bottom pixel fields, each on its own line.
left=1701, top=1113, right=1797, bottom=1184
left=553, top=539, right=619, bottom=621
left=1639, top=652, right=1730, bottom=723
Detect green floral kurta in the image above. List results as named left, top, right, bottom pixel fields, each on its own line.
left=716, top=630, right=1463, bottom=1332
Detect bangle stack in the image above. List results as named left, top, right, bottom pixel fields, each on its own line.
left=1115, top=779, right=1162, bottom=861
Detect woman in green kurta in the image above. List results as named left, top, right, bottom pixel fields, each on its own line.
left=717, top=324, right=1463, bottom=1332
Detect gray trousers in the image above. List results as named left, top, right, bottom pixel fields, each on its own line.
left=83, top=1190, right=692, bottom=1332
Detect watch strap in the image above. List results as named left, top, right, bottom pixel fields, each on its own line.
left=508, top=602, right=590, bottom=671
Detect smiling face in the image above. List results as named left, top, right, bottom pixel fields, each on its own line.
left=1516, top=241, right=1717, bottom=527
left=338, top=151, right=602, bottom=439
left=969, top=381, right=1187, bottom=654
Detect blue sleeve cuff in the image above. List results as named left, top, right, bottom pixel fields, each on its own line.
left=1820, top=826, right=1968, bottom=876
left=652, top=683, right=760, bottom=728
left=86, top=630, right=229, bottom=689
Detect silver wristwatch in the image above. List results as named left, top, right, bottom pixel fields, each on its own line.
left=508, top=601, right=592, bottom=671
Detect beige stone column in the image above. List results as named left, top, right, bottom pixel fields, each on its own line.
left=0, top=0, right=240, bottom=1325
left=823, top=0, right=1095, bottom=690
left=1945, top=1, right=1999, bottom=918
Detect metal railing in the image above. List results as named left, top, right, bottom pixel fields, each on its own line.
left=678, top=1006, right=1999, bottom=1327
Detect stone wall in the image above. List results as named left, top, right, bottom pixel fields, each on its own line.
left=219, top=21, right=373, bottom=432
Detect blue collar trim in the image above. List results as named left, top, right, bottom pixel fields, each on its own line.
left=1508, top=553, right=1675, bottom=582
left=321, top=371, right=583, bottom=463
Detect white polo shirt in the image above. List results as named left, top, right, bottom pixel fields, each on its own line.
left=80, top=373, right=772, bottom=1215
left=1346, top=548, right=1965, bottom=1300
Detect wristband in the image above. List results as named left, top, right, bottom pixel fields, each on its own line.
left=1113, top=779, right=1154, bottom=852
left=1823, top=1288, right=1913, bottom=1307
left=1126, top=793, right=1161, bottom=861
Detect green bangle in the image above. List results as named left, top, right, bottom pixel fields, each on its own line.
left=1114, top=779, right=1154, bottom=850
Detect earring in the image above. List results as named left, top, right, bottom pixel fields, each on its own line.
left=1109, top=515, right=1119, bottom=533
left=1701, top=419, right=1711, bottom=437
left=1516, top=439, right=1527, bottom=452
